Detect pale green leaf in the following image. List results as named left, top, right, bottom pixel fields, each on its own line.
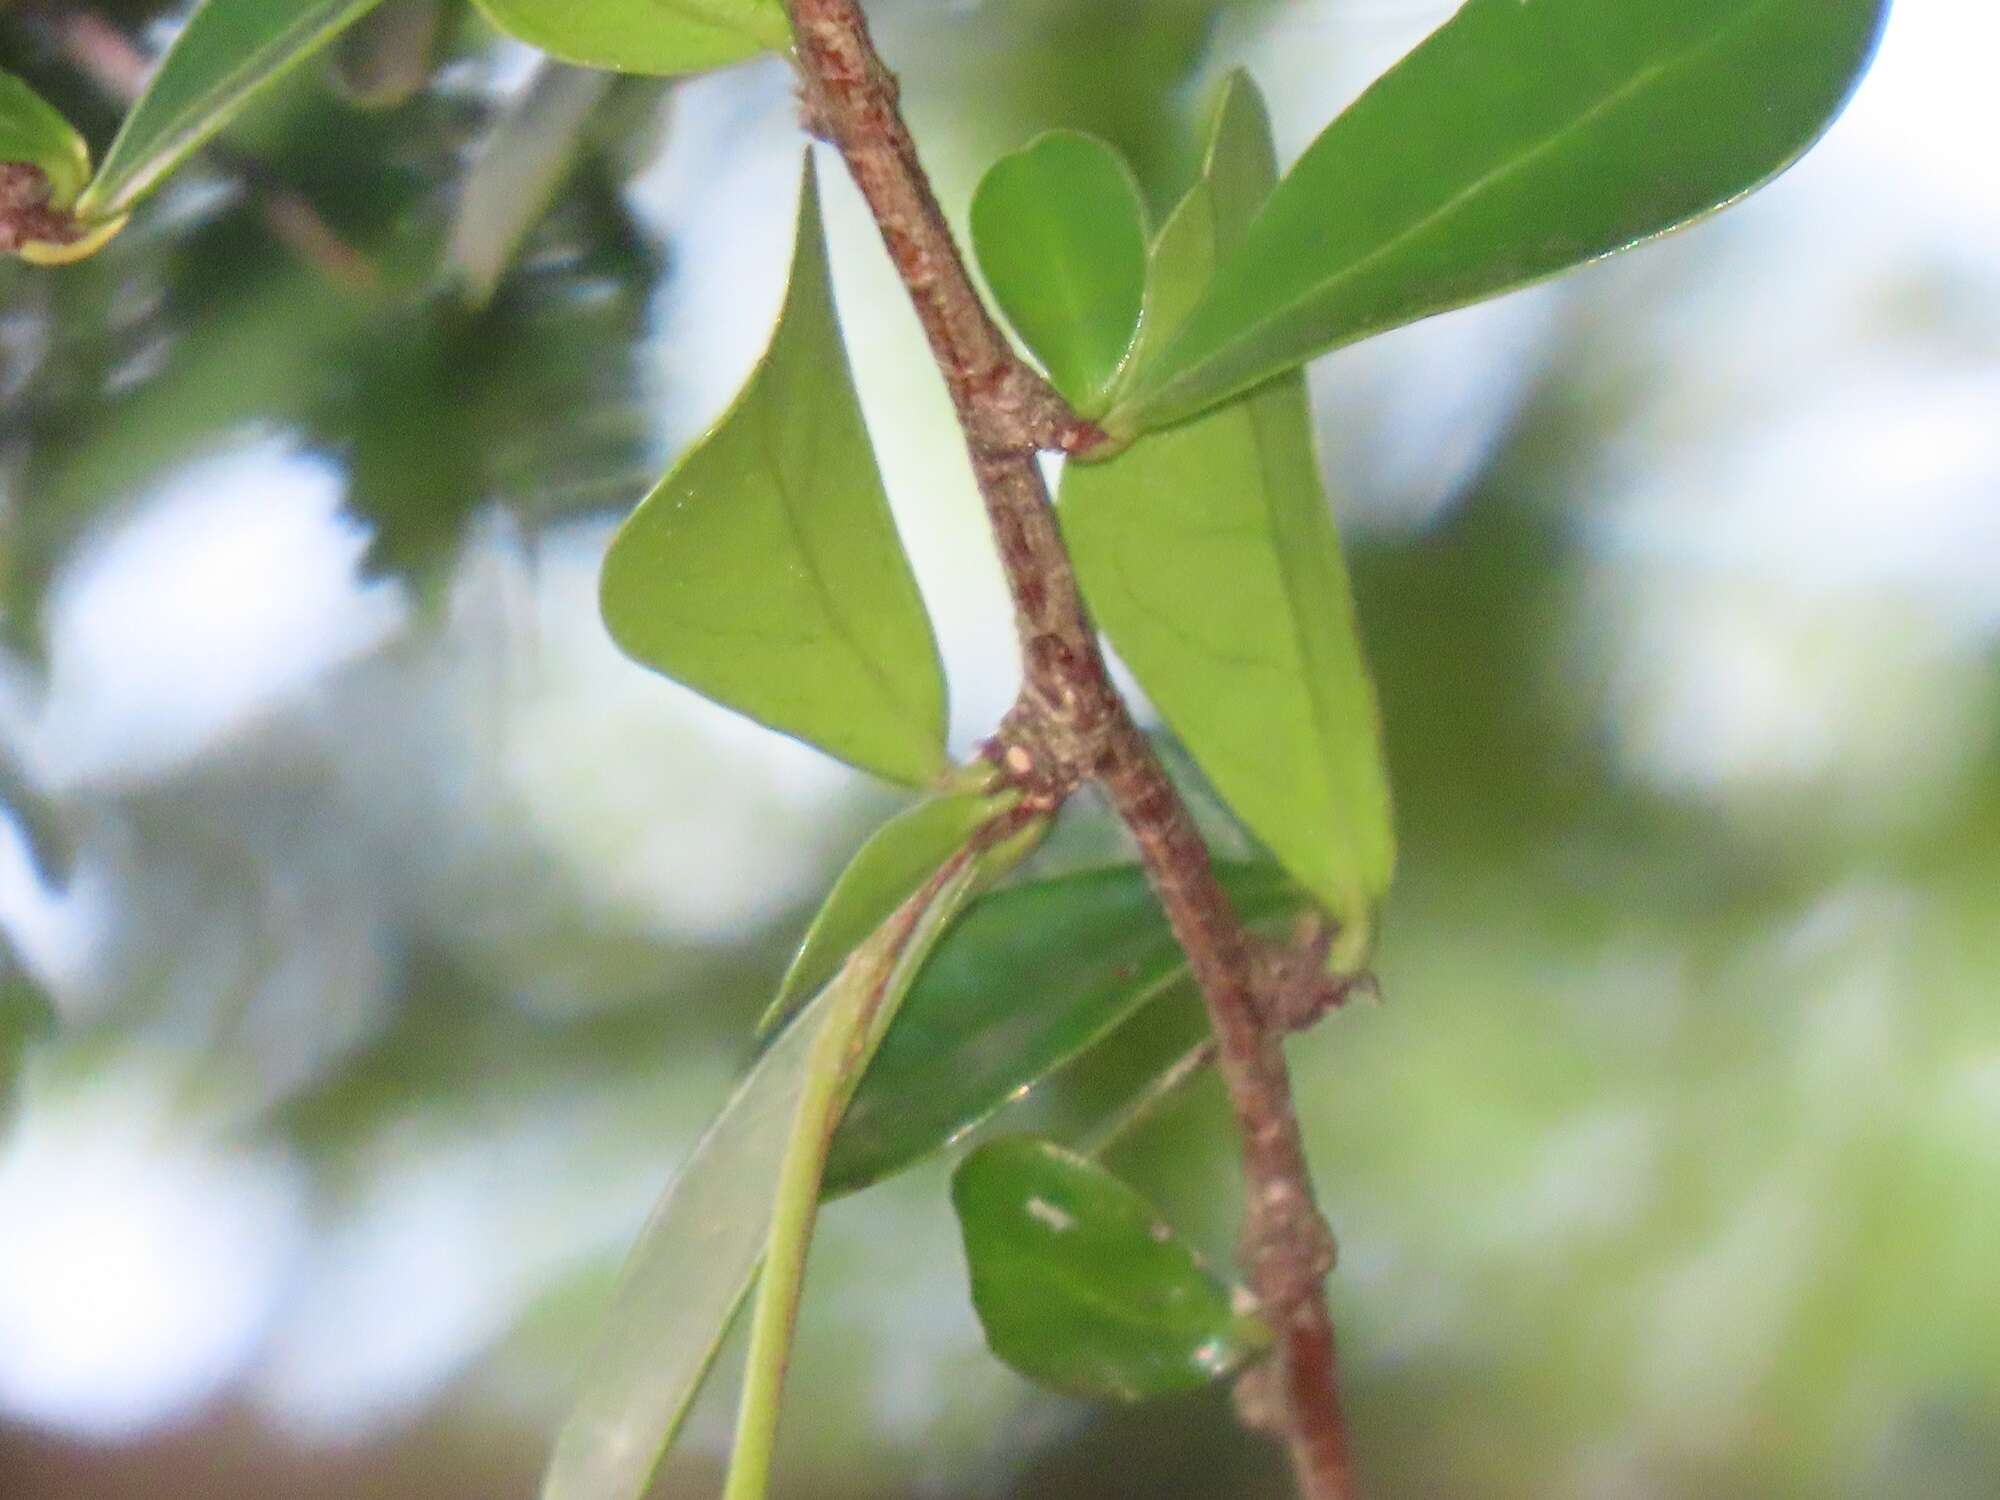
left=757, top=783, right=1017, bottom=1039
left=446, top=62, right=617, bottom=306
left=1064, top=76, right=1393, bottom=967
left=472, top=0, right=787, bottom=78
left=600, top=154, right=949, bottom=787
left=720, top=839, right=1006, bottom=1500
left=1111, top=0, right=1891, bottom=432
left=970, top=131, right=1148, bottom=416
left=76, top=0, right=391, bottom=222
left=543, top=824, right=1035, bottom=1500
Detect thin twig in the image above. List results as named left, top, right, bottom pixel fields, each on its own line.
left=783, top=4, right=1361, bottom=1496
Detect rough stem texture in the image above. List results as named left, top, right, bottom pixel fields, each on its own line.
left=786, top=4, right=1358, bottom=1497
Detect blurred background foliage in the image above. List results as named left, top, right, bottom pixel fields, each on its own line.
left=2, top=0, right=1997, bottom=1497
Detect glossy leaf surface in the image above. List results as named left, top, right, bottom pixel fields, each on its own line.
left=1111, top=0, right=1891, bottom=431
left=76, top=0, right=389, bottom=222
left=827, top=861, right=1303, bottom=1196
left=953, top=1137, right=1266, bottom=1401
left=971, top=131, right=1148, bottom=415
left=758, top=785, right=1014, bottom=1038
left=601, top=156, right=948, bottom=787
left=0, top=72, right=92, bottom=209
left=542, top=851, right=987, bottom=1500
left=472, top=0, right=786, bottom=78
left=1065, top=77, right=1394, bottom=967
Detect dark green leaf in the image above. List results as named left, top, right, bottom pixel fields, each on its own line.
left=1064, top=76, right=1394, bottom=968
left=1111, top=0, right=1891, bottom=432
left=601, top=155, right=948, bottom=787
left=472, top=0, right=786, bottom=78
left=758, top=783, right=1018, bottom=1039
left=827, top=861, right=1304, bottom=1196
left=953, top=1136, right=1267, bottom=1401
left=971, top=131, right=1148, bottom=415
left=76, top=0, right=392, bottom=223
left=0, top=71, right=92, bottom=208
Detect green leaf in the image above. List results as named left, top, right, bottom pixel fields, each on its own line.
left=0, top=72, right=92, bottom=210
left=758, top=783, right=1018, bottom=1039
left=445, top=62, right=617, bottom=307
left=545, top=824, right=1032, bottom=1500
left=1064, top=77, right=1394, bottom=968
left=472, top=0, right=787, bottom=78
left=721, top=847, right=992, bottom=1500
left=1, top=939, right=55, bottom=1126
left=600, top=154, right=949, bottom=787
left=952, top=1136, right=1268, bottom=1402
left=1110, top=0, right=1891, bottom=432
left=75, top=0, right=392, bottom=223
left=539, top=982, right=810, bottom=1500
left=970, top=131, right=1149, bottom=416
left=827, top=861, right=1305, bottom=1196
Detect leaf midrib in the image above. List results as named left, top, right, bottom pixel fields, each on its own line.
left=1144, top=0, right=1797, bottom=416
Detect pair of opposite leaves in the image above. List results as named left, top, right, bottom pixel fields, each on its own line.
left=599, top=0, right=1886, bottom=968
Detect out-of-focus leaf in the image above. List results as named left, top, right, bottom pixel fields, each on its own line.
left=827, top=861, right=1304, bottom=1196
left=1064, top=77, right=1394, bottom=968
left=76, top=0, right=392, bottom=222
left=0, top=752, right=74, bottom=889
left=1109, top=0, right=1892, bottom=432
left=445, top=61, right=616, bottom=305
left=601, top=154, right=948, bottom=787
left=329, top=0, right=447, bottom=109
left=536, top=951, right=814, bottom=1500
left=971, top=131, right=1147, bottom=415
left=335, top=166, right=663, bottom=583
left=953, top=1136, right=1267, bottom=1401
left=472, top=0, right=785, bottom=78
left=759, top=783, right=1017, bottom=1039
left=0, top=71, right=92, bottom=208
left=0, top=938, right=55, bottom=1125
left=543, top=824, right=1030, bottom=1500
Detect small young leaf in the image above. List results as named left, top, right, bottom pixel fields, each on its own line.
left=1064, top=77, right=1394, bottom=968
left=600, top=154, right=949, bottom=787
left=970, top=131, right=1148, bottom=416
left=0, top=73, right=92, bottom=209
left=953, top=1137, right=1268, bottom=1402
left=472, top=0, right=787, bottom=78
left=758, top=783, right=1017, bottom=1039
left=75, top=0, right=391, bottom=223
left=827, top=861, right=1305, bottom=1196
left=1111, top=0, right=1891, bottom=432
left=543, top=848, right=989, bottom=1500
